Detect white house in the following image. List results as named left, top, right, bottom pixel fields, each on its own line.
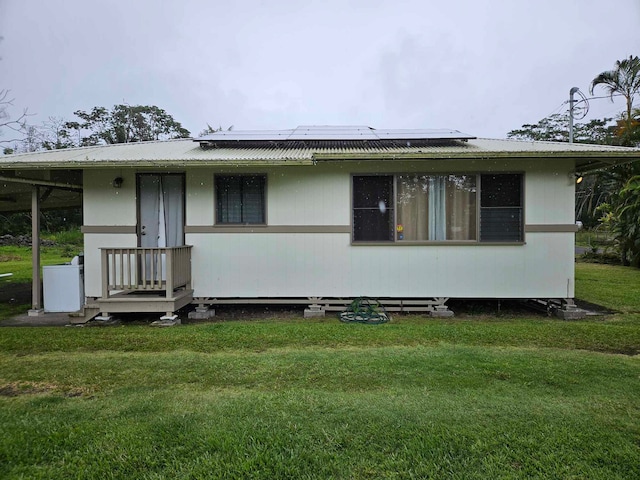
left=2, top=125, right=639, bottom=320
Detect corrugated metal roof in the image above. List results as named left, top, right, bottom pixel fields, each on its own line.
left=1, top=136, right=639, bottom=171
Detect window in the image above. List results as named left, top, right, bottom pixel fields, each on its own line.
left=479, top=174, right=523, bottom=242
left=215, top=175, right=266, bottom=224
left=352, top=173, right=522, bottom=243
left=353, top=175, right=394, bottom=241
left=397, top=175, right=477, bottom=241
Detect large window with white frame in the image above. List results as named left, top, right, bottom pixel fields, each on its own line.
left=352, top=173, right=522, bottom=243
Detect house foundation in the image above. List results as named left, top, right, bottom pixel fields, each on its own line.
left=188, top=304, right=216, bottom=320
left=555, top=299, right=587, bottom=320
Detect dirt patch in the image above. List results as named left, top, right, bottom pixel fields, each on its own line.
left=0, top=282, right=31, bottom=304
left=573, top=298, right=617, bottom=315
left=209, top=305, right=304, bottom=321
left=0, top=254, right=22, bottom=262
left=0, top=381, right=88, bottom=398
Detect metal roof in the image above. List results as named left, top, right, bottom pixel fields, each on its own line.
left=1, top=136, right=639, bottom=172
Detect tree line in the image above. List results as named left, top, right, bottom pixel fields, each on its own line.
left=508, top=55, right=640, bottom=267
left=2, top=103, right=191, bottom=154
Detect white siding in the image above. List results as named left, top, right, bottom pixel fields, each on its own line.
left=83, top=170, right=137, bottom=226
left=186, top=233, right=573, bottom=299
left=82, top=159, right=576, bottom=300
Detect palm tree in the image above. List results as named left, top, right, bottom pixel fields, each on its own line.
left=590, top=55, right=640, bottom=146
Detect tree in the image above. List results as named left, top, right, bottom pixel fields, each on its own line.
left=598, top=175, right=640, bottom=267
left=590, top=55, right=640, bottom=146
left=199, top=124, right=233, bottom=136
left=0, top=89, right=29, bottom=152
left=614, top=107, right=640, bottom=146
left=4, top=103, right=192, bottom=153
left=40, top=116, right=75, bottom=150
left=507, top=114, right=617, bottom=145
left=69, top=104, right=190, bottom=145
left=508, top=113, right=631, bottom=227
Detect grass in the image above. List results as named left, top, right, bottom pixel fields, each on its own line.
left=0, top=245, right=79, bottom=283
left=0, top=325, right=638, bottom=479
left=575, top=262, right=640, bottom=312
left=0, top=246, right=639, bottom=478
left=0, top=244, right=82, bottom=319
left=41, top=228, right=84, bottom=246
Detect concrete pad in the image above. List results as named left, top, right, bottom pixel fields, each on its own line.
left=188, top=307, right=216, bottom=320
left=1, top=311, right=72, bottom=327
left=430, top=305, right=455, bottom=318
left=555, top=307, right=588, bottom=320
left=150, top=315, right=181, bottom=327
left=304, top=308, right=326, bottom=318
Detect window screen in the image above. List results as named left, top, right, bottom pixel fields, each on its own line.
left=480, top=174, right=523, bottom=242
left=352, top=176, right=394, bottom=241
left=216, top=175, right=266, bottom=224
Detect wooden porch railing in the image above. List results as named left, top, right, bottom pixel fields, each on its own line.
left=100, top=246, right=192, bottom=299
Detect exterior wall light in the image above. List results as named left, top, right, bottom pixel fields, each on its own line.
left=112, top=177, right=124, bottom=188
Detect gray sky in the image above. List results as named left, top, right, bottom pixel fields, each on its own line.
left=1, top=0, right=639, bottom=139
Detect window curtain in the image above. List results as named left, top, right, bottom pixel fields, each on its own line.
left=446, top=176, right=477, bottom=241
left=397, top=175, right=476, bottom=241
left=397, top=175, right=429, bottom=240
left=428, top=176, right=447, bottom=240
left=139, top=174, right=184, bottom=282
left=161, top=175, right=184, bottom=248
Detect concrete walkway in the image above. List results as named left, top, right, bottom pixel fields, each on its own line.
left=1, top=312, right=77, bottom=327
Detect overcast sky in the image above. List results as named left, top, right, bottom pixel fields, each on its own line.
left=1, top=0, right=639, bottom=139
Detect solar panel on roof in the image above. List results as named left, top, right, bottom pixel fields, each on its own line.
left=194, top=125, right=476, bottom=143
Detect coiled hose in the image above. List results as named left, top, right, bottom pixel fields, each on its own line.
left=339, top=297, right=390, bottom=324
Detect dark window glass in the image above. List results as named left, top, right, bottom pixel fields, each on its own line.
left=480, top=174, right=523, bottom=242
left=353, top=176, right=393, bottom=241
left=216, top=175, right=265, bottom=224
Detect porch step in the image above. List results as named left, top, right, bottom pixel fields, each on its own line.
left=97, top=289, right=193, bottom=314
left=69, top=306, right=100, bottom=324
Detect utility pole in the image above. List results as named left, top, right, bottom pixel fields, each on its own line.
left=569, top=87, right=579, bottom=143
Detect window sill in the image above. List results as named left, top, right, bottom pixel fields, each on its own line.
left=215, top=223, right=268, bottom=227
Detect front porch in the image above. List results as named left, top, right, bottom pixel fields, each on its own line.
left=96, top=246, right=193, bottom=317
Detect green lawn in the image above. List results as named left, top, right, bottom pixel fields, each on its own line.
left=575, top=262, right=640, bottom=312
left=0, top=244, right=81, bottom=318
left=1, top=247, right=639, bottom=478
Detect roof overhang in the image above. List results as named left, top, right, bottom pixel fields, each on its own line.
left=1, top=134, right=639, bottom=173
left=311, top=150, right=638, bottom=172
left=0, top=171, right=83, bottom=213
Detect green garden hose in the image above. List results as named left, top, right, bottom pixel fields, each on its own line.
left=339, top=297, right=390, bottom=324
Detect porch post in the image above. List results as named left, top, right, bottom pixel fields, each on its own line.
left=28, top=185, right=44, bottom=316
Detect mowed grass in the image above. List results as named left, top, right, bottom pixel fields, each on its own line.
left=0, top=245, right=80, bottom=283
left=0, top=244, right=82, bottom=318
left=575, top=261, right=640, bottom=312
left=2, top=318, right=640, bottom=479
left=1, top=332, right=638, bottom=479
left=0, top=248, right=639, bottom=478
